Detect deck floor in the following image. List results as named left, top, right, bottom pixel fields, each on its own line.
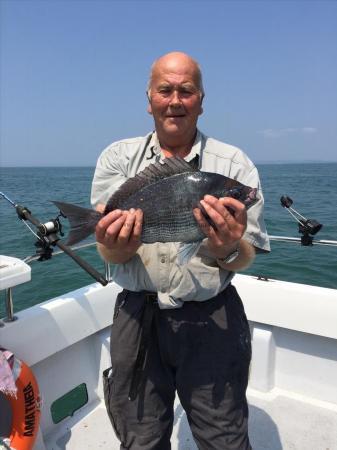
left=44, top=389, right=337, bottom=450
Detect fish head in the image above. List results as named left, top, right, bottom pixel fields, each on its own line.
left=218, top=176, right=258, bottom=209
left=227, top=184, right=258, bottom=209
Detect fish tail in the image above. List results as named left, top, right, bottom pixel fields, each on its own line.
left=52, top=201, right=103, bottom=246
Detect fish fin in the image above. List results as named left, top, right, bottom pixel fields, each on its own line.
left=53, top=201, right=102, bottom=246
left=177, top=241, right=202, bottom=265
left=106, top=157, right=199, bottom=211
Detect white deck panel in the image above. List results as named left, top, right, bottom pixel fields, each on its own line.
left=43, top=391, right=337, bottom=450
left=44, top=397, right=196, bottom=450
left=247, top=389, right=337, bottom=450
left=44, top=402, right=118, bottom=450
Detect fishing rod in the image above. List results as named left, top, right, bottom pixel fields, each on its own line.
left=0, top=192, right=108, bottom=286
left=278, top=195, right=337, bottom=247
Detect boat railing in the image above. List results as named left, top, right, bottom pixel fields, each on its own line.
left=23, top=240, right=113, bottom=283
left=269, top=235, right=337, bottom=246
left=2, top=236, right=337, bottom=325
left=1, top=241, right=110, bottom=325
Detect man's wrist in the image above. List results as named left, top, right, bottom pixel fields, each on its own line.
left=216, top=242, right=240, bottom=264
left=97, top=242, right=138, bottom=264
left=216, top=240, right=256, bottom=271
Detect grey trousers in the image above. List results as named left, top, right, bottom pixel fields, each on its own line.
left=103, top=285, right=252, bottom=450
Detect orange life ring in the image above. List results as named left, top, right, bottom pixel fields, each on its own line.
left=1, top=349, right=41, bottom=450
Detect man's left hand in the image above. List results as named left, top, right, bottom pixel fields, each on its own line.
left=193, top=195, right=247, bottom=259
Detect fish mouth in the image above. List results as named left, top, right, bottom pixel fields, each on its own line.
left=245, top=188, right=258, bottom=206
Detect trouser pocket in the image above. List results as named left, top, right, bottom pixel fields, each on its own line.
left=103, top=367, right=124, bottom=443
left=226, top=285, right=252, bottom=362
left=113, top=289, right=129, bottom=320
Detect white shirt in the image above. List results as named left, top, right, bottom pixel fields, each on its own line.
left=91, top=130, right=270, bottom=308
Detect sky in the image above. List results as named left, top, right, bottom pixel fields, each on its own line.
left=1, top=0, right=337, bottom=166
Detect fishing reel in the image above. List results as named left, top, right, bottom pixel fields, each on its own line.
left=1, top=191, right=108, bottom=285
left=15, top=204, right=66, bottom=261
left=37, top=214, right=65, bottom=238
left=280, top=195, right=323, bottom=246
left=34, top=215, right=65, bottom=261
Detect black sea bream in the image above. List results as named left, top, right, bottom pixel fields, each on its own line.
left=53, top=157, right=258, bottom=262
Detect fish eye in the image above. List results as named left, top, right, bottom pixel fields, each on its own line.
left=230, top=188, right=241, bottom=199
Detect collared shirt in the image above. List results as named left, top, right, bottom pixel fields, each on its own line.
left=91, top=130, right=270, bottom=309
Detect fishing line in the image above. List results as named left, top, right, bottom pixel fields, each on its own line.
left=20, top=219, right=42, bottom=241
left=0, top=191, right=108, bottom=286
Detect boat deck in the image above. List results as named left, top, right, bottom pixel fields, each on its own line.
left=43, top=388, right=337, bottom=450
left=2, top=276, right=337, bottom=450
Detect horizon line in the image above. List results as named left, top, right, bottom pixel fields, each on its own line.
left=1, top=160, right=337, bottom=168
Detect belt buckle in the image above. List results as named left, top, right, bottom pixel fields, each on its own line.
left=145, top=293, right=158, bottom=303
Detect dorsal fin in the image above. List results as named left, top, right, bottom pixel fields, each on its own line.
left=105, top=156, right=199, bottom=212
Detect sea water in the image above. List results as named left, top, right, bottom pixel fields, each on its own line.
left=1, top=163, right=337, bottom=317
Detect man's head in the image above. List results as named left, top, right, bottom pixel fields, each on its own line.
left=147, top=52, right=204, bottom=146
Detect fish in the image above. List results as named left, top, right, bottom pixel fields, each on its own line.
left=53, top=157, right=258, bottom=263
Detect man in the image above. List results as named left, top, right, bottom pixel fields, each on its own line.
left=91, top=52, right=270, bottom=450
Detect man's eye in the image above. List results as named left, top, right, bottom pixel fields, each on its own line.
left=180, top=89, right=194, bottom=97
left=158, top=88, right=171, bottom=95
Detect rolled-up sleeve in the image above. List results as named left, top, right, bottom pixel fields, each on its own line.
left=241, top=166, right=270, bottom=253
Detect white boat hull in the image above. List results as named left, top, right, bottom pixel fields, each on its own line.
left=1, top=275, right=337, bottom=449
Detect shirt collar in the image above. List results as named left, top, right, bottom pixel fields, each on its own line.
left=149, top=129, right=204, bottom=167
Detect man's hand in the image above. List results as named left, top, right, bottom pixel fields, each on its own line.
left=95, top=207, right=143, bottom=263
left=193, top=195, right=247, bottom=259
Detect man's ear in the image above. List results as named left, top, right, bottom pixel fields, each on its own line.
left=199, top=95, right=204, bottom=115
left=146, top=92, right=153, bottom=115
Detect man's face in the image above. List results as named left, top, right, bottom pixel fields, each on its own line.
left=147, top=57, right=203, bottom=142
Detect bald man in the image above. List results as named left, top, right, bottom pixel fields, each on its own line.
left=91, top=52, right=270, bottom=450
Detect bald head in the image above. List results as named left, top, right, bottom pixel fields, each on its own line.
left=147, top=52, right=204, bottom=99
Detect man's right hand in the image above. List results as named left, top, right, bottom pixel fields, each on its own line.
left=95, top=206, right=143, bottom=263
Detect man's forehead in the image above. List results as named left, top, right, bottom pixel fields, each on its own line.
left=152, top=68, right=199, bottom=86
left=156, top=78, right=196, bottom=86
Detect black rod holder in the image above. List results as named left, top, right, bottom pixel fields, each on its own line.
left=280, top=195, right=323, bottom=246
left=1, top=192, right=108, bottom=286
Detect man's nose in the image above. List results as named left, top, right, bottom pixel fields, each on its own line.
left=169, top=90, right=182, bottom=106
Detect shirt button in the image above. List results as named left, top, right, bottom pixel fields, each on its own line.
left=161, top=257, right=166, bottom=263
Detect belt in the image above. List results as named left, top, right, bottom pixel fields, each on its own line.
left=128, top=292, right=157, bottom=401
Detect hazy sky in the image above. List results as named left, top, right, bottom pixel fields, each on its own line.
left=1, top=0, right=337, bottom=166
